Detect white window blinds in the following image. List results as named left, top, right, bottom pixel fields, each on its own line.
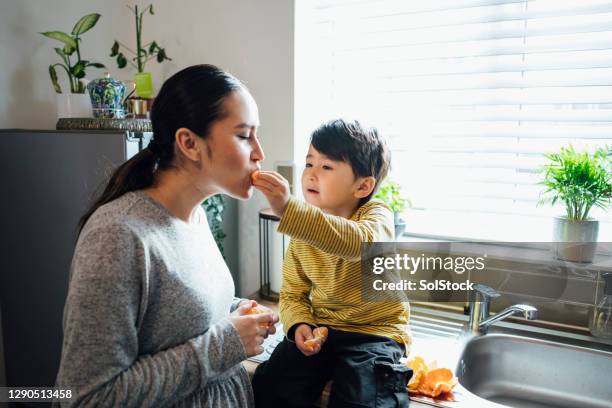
left=296, top=0, right=612, bottom=239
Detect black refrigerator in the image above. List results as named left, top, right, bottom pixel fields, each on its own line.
left=0, top=129, right=151, bottom=397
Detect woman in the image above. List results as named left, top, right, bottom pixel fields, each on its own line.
left=56, top=64, right=278, bottom=407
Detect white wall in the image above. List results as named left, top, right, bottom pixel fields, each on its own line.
left=0, top=0, right=295, bottom=295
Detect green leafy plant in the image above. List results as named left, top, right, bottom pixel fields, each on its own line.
left=203, top=195, right=226, bottom=257
left=40, top=13, right=106, bottom=93
left=538, top=145, right=612, bottom=221
left=374, top=181, right=411, bottom=213
left=110, top=4, right=171, bottom=73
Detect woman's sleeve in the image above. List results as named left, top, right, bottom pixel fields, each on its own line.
left=230, top=297, right=249, bottom=312
left=56, top=225, right=246, bottom=407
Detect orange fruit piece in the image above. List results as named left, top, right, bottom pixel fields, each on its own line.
left=250, top=170, right=260, bottom=184
left=304, top=326, right=328, bottom=351
left=245, top=305, right=266, bottom=315
left=245, top=305, right=272, bottom=329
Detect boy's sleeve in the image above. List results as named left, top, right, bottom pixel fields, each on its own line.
left=277, top=198, right=394, bottom=262
left=279, top=239, right=316, bottom=336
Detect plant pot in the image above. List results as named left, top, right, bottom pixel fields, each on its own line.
left=87, top=73, right=126, bottom=119
left=394, top=212, right=406, bottom=239
left=125, top=97, right=154, bottom=118
left=56, top=93, right=92, bottom=118
left=134, top=72, right=154, bottom=98
left=553, top=216, right=599, bottom=263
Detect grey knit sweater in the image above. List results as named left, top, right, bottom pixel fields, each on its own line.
left=56, top=190, right=253, bottom=407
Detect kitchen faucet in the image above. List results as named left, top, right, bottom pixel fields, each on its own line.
left=467, top=284, right=538, bottom=335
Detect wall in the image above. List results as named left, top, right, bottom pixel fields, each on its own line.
left=0, top=0, right=295, bottom=297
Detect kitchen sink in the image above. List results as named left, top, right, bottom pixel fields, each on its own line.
left=457, top=334, right=612, bottom=408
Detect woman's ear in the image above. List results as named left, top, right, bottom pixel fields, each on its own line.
left=354, top=176, right=376, bottom=199
left=175, top=127, right=202, bottom=162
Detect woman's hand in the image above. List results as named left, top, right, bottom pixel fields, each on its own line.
left=232, top=300, right=279, bottom=336
left=252, top=171, right=291, bottom=218
left=294, top=324, right=322, bottom=356
left=230, top=313, right=277, bottom=357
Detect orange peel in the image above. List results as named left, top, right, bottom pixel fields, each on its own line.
left=304, top=326, right=328, bottom=351
left=406, top=356, right=457, bottom=399
left=416, top=368, right=457, bottom=398
left=407, top=356, right=428, bottom=391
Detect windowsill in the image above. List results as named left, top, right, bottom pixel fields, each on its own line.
left=399, top=208, right=612, bottom=243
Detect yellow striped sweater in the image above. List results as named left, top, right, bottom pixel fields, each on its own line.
left=277, top=197, right=411, bottom=347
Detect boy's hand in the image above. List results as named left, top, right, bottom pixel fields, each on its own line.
left=294, top=324, right=322, bottom=356
left=252, top=171, right=291, bottom=218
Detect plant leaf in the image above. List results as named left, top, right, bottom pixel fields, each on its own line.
left=117, top=53, right=127, bottom=69
left=149, top=4, right=155, bottom=15
left=72, top=13, right=101, bottom=35
left=53, top=47, right=70, bottom=65
left=62, top=43, right=75, bottom=56
left=48, top=65, right=62, bottom=93
left=88, top=62, right=105, bottom=68
left=110, top=40, right=119, bottom=57
left=149, top=41, right=158, bottom=54
left=40, top=31, right=77, bottom=49
left=157, top=48, right=171, bottom=62
left=71, top=61, right=87, bottom=79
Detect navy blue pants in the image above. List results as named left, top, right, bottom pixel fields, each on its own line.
left=252, top=328, right=412, bottom=408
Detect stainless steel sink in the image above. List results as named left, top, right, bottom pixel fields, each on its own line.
left=457, top=334, right=612, bottom=408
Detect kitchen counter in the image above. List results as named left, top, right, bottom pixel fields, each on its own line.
left=242, top=298, right=474, bottom=407
left=242, top=297, right=612, bottom=407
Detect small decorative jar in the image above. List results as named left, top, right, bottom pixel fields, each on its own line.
left=87, top=73, right=126, bottom=119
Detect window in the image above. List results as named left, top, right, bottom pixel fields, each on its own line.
left=295, top=0, right=612, bottom=241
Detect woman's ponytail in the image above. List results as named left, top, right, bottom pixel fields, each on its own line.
left=77, top=148, right=158, bottom=233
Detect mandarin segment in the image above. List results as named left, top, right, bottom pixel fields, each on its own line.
left=245, top=305, right=272, bottom=328
left=304, top=326, right=329, bottom=351
left=250, top=170, right=260, bottom=184
left=245, top=305, right=266, bottom=315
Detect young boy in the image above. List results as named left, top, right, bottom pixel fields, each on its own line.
left=251, top=119, right=412, bottom=407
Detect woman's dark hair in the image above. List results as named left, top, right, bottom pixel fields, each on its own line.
left=78, top=64, right=245, bottom=233
left=310, top=119, right=391, bottom=207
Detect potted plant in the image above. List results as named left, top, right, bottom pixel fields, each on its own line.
left=110, top=4, right=171, bottom=100
left=374, top=180, right=411, bottom=239
left=203, top=195, right=226, bottom=258
left=40, top=13, right=106, bottom=118
left=539, top=145, right=612, bottom=262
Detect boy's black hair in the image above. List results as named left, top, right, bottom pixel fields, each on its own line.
left=310, top=119, right=391, bottom=207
